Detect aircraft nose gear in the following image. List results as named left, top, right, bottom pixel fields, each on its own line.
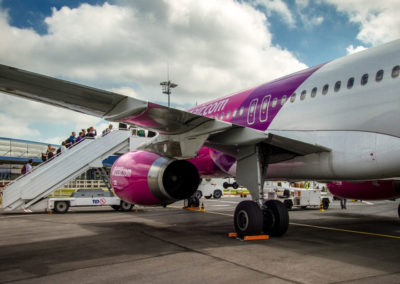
left=234, top=200, right=263, bottom=237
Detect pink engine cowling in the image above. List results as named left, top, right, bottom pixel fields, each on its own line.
left=110, top=150, right=200, bottom=205
left=328, top=180, right=400, bottom=200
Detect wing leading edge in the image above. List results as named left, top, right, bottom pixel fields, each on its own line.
left=0, top=64, right=330, bottom=159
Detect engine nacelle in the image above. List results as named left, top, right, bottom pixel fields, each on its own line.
left=110, top=151, right=200, bottom=205
left=328, top=180, right=400, bottom=200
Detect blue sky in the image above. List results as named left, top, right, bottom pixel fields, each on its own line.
left=0, top=0, right=398, bottom=143
left=2, top=0, right=365, bottom=66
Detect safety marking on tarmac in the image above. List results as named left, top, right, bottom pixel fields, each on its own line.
left=290, top=222, right=400, bottom=240
left=169, top=205, right=400, bottom=240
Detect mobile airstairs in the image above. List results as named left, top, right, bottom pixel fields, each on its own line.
left=1, top=130, right=148, bottom=211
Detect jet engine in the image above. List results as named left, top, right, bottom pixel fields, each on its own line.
left=110, top=151, right=200, bottom=205
left=327, top=180, right=400, bottom=200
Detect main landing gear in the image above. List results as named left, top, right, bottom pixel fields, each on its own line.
left=234, top=144, right=290, bottom=237
left=234, top=199, right=289, bottom=237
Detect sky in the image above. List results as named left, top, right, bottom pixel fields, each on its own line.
left=0, top=0, right=399, bottom=144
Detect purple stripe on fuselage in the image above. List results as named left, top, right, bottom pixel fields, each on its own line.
left=188, top=64, right=325, bottom=175
left=189, top=64, right=324, bottom=131
left=232, top=64, right=324, bottom=130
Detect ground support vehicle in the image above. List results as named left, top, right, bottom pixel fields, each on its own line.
left=195, top=179, right=223, bottom=200
left=268, top=188, right=332, bottom=210
left=30, top=189, right=134, bottom=213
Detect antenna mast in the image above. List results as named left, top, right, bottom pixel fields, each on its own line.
left=160, top=63, right=177, bottom=108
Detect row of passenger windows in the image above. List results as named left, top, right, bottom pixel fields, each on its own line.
left=210, top=65, right=399, bottom=120
left=290, top=65, right=399, bottom=103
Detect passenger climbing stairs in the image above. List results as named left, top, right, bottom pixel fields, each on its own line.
left=2, top=130, right=148, bottom=211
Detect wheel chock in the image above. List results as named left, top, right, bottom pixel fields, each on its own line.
left=185, top=207, right=200, bottom=211
left=228, top=232, right=269, bottom=241
left=200, top=202, right=205, bottom=212
left=243, top=235, right=269, bottom=241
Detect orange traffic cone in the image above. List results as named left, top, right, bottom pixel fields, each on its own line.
left=200, top=202, right=205, bottom=212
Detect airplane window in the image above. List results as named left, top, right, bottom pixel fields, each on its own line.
left=300, top=90, right=306, bottom=100
left=272, top=98, right=278, bottom=107
left=392, top=65, right=400, bottom=78
left=376, top=70, right=384, bottom=82
left=220, top=112, right=224, bottom=120
left=334, top=81, right=341, bottom=92
left=361, top=73, right=369, bottom=86
left=262, top=101, right=268, bottom=110
left=226, top=110, right=231, bottom=119
left=322, top=84, right=329, bottom=95
left=311, top=87, right=317, bottom=98
left=347, top=77, right=354, bottom=89
left=233, top=109, right=237, bottom=117
left=290, top=93, right=296, bottom=103
left=281, top=95, right=287, bottom=105
left=239, top=106, right=244, bottom=116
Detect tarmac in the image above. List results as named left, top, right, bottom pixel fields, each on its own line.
left=0, top=197, right=399, bottom=284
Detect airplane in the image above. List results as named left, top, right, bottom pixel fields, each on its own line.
left=0, top=39, right=399, bottom=237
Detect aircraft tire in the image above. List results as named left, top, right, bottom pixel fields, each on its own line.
left=188, top=196, right=200, bottom=207
left=233, top=182, right=239, bottom=189
left=223, top=182, right=229, bottom=189
left=213, top=189, right=222, bottom=199
left=263, top=200, right=289, bottom=237
left=120, top=201, right=134, bottom=212
left=398, top=203, right=400, bottom=218
left=234, top=200, right=263, bottom=237
left=322, top=198, right=330, bottom=210
left=283, top=199, right=293, bottom=210
left=53, top=201, right=69, bottom=213
left=194, top=190, right=202, bottom=199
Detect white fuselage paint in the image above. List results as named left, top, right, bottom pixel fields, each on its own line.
left=264, top=40, right=400, bottom=181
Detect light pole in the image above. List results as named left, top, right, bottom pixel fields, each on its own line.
left=160, top=80, right=178, bottom=107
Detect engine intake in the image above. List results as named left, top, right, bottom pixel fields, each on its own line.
left=110, top=151, right=200, bottom=205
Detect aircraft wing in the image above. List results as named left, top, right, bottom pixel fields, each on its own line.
left=0, top=64, right=220, bottom=135
left=0, top=64, right=330, bottom=159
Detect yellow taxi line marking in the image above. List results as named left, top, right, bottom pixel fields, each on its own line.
left=169, top=205, right=400, bottom=240
left=290, top=222, right=400, bottom=240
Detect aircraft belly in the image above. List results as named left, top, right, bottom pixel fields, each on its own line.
left=266, top=131, right=400, bottom=181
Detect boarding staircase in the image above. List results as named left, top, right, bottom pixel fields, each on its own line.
left=1, top=130, right=148, bottom=211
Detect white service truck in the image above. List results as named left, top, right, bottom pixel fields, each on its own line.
left=195, top=179, right=224, bottom=199
left=268, top=187, right=332, bottom=210
left=32, top=189, right=134, bottom=213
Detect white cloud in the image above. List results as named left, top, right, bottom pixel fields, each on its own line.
left=346, top=44, right=367, bottom=55
left=0, top=0, right=307, bottom=141
left=324, top=0, right=400, bottom=46
left=251, top=0, right=296, bottom=27
left=0, top=113, right=40, bottom=139
left=295, top=0, right=310, bottom=9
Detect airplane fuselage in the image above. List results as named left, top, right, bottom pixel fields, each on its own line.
left=188, top=40, right=400, bottom=181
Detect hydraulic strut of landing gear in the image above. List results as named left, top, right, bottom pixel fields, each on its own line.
left=233, top=144, right=290, bottom=237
